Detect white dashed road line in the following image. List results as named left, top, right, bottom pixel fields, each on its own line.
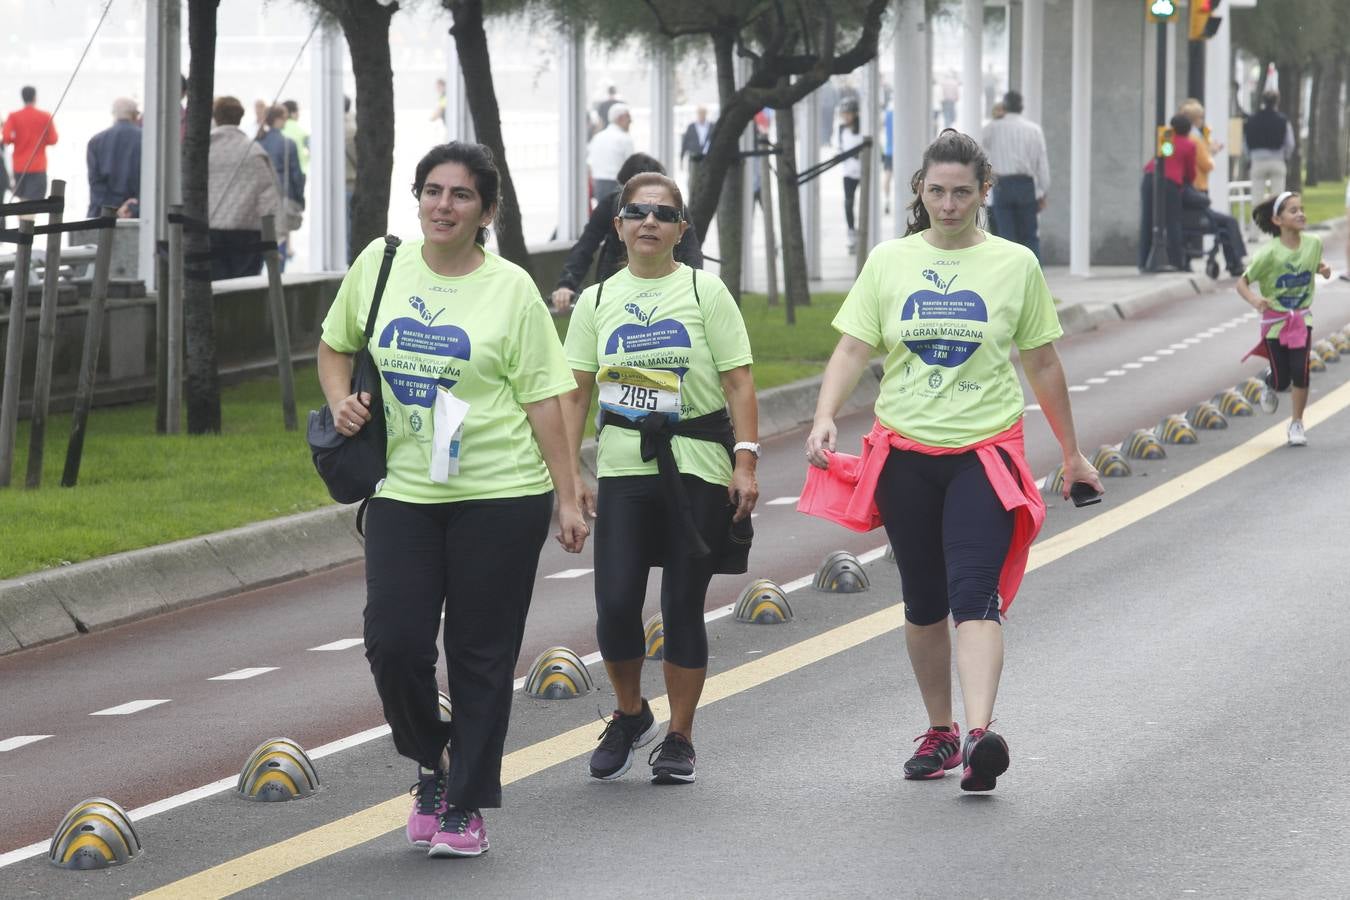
left=765, top=496, right=800, bottom=505
left=0, top=735, right=52, bottom=752
left=1068, top=385, right=1089, bottom=392
left=90, top=699, right=172, bottom=716
left=208, top=667, right=279, bottom=682
left=309, top=638, right=364, bottom=652
left=545, top=568, right=593, bottom=579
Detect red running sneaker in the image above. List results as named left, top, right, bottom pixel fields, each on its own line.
left=960, top=727, right=1010, bottom=792
left=903, top=724, right=962, bottom=780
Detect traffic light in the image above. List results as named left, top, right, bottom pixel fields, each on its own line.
left=1189, top=0, right=1222, bottom=40
left=1156, top=125, right=1175, bottom=158
left=1147, top=0, right=1179, bottom=22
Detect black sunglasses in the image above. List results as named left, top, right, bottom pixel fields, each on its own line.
left=618, top=202, right=683, bottom=223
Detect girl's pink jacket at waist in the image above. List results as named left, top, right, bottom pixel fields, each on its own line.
left=796, top=419, right=1046, bottom=612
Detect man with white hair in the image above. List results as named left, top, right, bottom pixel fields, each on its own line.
left=587, top=102, right=635, bottom=201
left=86, top=96, right=142, bottom=217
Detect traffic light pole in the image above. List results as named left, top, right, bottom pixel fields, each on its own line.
left=1188, top=39, right=1205, bottom=99
left=1144, top=19, right=1170, bottom=273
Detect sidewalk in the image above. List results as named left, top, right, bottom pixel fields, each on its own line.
left=0, top=240, right=1227, bottom=657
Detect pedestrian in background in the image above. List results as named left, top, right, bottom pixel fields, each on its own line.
left=256, top=104, right=305, bottom=269
left=1243, top=90, right=1293, bottom=199
left=838, top=98, right=863, bottom=253
left=281, top=99, right=310, bottom=174
left=4, top=85, right=58, bottom=209
left=86, top=96, right=141, bottom=218
left=1138, top=113, right=1198, bottom=271
left=680, top=104, right=715, bottom=197
left=549, top=152, right=703, bottom=313
left=562, top=172, right=758, bottom=787
left=207, top=95, right=280, bottom=280
left=344, top=94, right=357, bottom=260
left=982, top=90, right=1049, bottom=260
left=1178, top=98, right=1247, bottom=276
left=587, top=102, right=635, bottom=202
left=803, top=128, right=1101, bottom=794
left=1236, top=191, right=1332, bottom=447
left=319, top=141, right=586, bottom=859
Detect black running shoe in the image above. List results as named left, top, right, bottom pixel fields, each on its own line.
left=589, top=698, right=659, bottom=781
left=903, top=724, right=962, bottom=780
left=648, top=731, right=697, bottom=784
left=960, top=727, right=1010, bottom=792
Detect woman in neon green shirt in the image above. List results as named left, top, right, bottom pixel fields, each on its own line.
left=1236, top=191, right=1332, bottom=446
left=318, top=142, right=587, bottom=859
left=562, top=172, right=759, bottom=786
left=804, top=129, right=1101, bottom=792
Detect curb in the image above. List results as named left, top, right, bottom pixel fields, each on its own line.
left=0, top=275, right=1213, bottom=656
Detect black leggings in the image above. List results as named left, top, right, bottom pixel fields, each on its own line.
left=362, top=492, right=551, bottom=809
left=873, top=449, right=1014, bottom=627
left=843, top=176, right=860, bottom=231
left=594, top=474, right=729, bottom=668
left=1265, top=326, right=1312, bottom=391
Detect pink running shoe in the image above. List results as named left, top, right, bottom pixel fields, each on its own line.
left=903, top=724, right=962, bottom=780
left=406, top=768, right=448, bottom=847
left=427, top=807, right=489, bottom=858
left=960, top=727, right=1010, bottom=792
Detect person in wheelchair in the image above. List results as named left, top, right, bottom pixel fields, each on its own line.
left=1179, top=99, right=1247, bottom=277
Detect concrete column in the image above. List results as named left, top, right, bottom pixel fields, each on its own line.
left=649, top=42, right=675, bottom=169
left=1203, top=14, right=1231, bottom=200
left=1008, top=1, right=1023, bottom=95
left=802, top=91, right=821, bottom=278
left=309, top=22, right=346, bottom=271
left=557, top=28, right=587, bottom=242
left=1069, top=0, right=1092, bottom=275
left=444, top=35, right=474, bottom=142
left=1020, top=0, right=1043, bottom=123
left=861, top=58, right=882, bottom=249
left=140, top=0, right=181, bottom=289
left=960, top=0, right=983, bottom=135
left=894, top=0, right=928, bottom=236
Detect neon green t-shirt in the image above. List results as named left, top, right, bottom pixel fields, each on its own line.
left=833, top=232, right=1062, bottom=448
left=1243, top=232, right=1322, bottom=339
left=321, top=238, right=576, bottom=504
left=564, top=265, right=753, bottom=485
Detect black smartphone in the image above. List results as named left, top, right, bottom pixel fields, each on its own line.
left=1069, top=481, right=1103, bottom=508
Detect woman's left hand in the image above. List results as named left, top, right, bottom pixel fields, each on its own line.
left=555, top=501, right=589, bottom=553
left=1061, top=451, right=1104, bottom=499
left=1318, top=261, right=1332, bottom=279
left=728, top=468, right=758, bottom=522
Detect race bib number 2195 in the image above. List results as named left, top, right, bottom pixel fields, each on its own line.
left=597, top=365, right=681, bottom=422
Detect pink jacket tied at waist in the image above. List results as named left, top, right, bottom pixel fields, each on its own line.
left=796, top=419, right=1046, bottom=612
left=1242, top=308, right=1308, bottom=363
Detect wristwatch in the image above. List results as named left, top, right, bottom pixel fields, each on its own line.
left=733, top=441, right=761, bottom=458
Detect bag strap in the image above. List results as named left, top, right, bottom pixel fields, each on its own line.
left=595, top=264, right=700, bottom=309
left=364, top=234, right=402, bottom=340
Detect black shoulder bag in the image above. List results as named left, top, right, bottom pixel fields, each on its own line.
left=307, top=235, right=401, bottom=511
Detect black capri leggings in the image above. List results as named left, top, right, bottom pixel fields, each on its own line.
left=594, top=474, right=730, bottom=668
left=1265, top=326, right=1312, bottom=391
left=362, top=492, right=551, bottom=810
left=873, top=449, right=1014, bottom=627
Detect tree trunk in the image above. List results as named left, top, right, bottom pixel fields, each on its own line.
left=1312, top=55, right=1345, bottom=185
left=183, top=0, right=221, bottom=434
left=447, top=0, right=532, bottom=278
left=774, top=87, right=810, bottom=323
left=708, top=31, right=746, bottom=301
left=1277, top=62, right=1304, bottom=192
left=335, top=1, right=396, bottom=262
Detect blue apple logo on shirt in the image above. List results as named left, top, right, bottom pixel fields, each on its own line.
left=900, top=270, right=987, bottom=367
left=605, top=303, right=692, bottom=377
left=377, top=317, right=472, bottom=407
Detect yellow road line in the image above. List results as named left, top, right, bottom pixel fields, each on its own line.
left=139, top=378, right=1350, bottom=899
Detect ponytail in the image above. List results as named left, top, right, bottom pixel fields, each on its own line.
left=1251, top=191, right=1296, bottom=238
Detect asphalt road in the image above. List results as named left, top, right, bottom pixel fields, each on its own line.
left=2, top=263, right=1348, bottom=895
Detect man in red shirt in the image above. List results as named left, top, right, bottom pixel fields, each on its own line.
left=3, top=85, right=59, bottom=204
left=1138, top=114, right=1197, bottom=271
